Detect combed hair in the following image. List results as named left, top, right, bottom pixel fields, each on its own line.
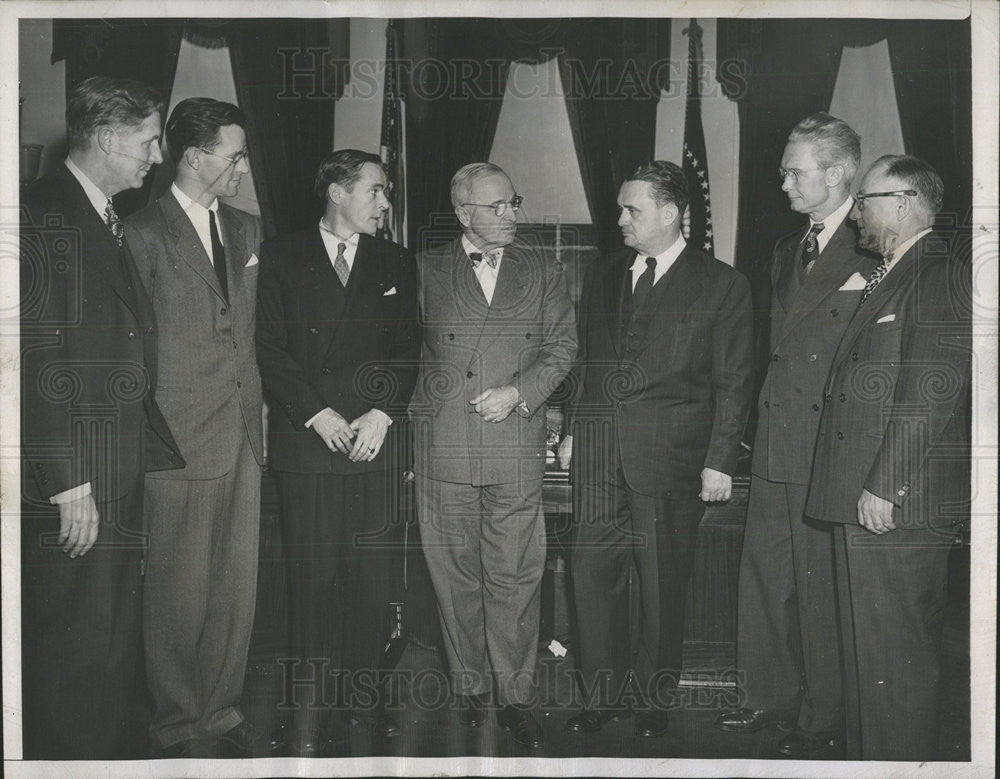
left=788, top=112, right=862, bottom=182
left=626, top=161, right=689, bottom=215
left=66, top=76, right=164, bottom=150
left=165, top=98, right=246, bottom=164
left=314, top=149, right=382, bottom=199
left=872, top=154, right=945, bottom=215
left=451, top=162, right=509, bottom=208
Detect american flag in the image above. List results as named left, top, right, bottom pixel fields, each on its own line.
left=682, top=18, right=715, bottom=255
left=378, top=19, right=406, bottom=246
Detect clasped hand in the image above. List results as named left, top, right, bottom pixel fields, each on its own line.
left=311, top=407, right=389, bottom=462
left=470, top=385, right=520, bottom=423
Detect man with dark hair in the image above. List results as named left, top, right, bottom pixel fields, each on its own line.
left=806, top=155, right=970, bottom=761
left=715, top=112, right=877, bottom=758
left=409, top=161, right=576, bottom=750
left=20, top=75, right=184, bottom=759
left=124, top=97, right=266, bottom=758
left=561, top=160, right=754, bottom=738
left=256, top=149, right=420, bottom=756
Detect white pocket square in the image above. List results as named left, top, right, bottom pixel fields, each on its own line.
left=876, top=313, right=896, bottom=324
left=839, top=272, right=867, bottom=291
left=383, top=286, right=397, bottom=296
left=245, top=253, right=259, bottom=267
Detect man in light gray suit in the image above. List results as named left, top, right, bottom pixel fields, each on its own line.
left=126, top=98, right=266, bottom=759
left=409, top=162, right=576, bottom=749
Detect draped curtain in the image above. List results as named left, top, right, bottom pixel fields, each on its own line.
left=401, top=18, right=670, bottom=253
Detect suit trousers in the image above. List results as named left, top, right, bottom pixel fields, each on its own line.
left=416, top=475, right=546, bottom=706
left=20, top=489, right=147, bottom=759
left=736, top=476, right=843, bottom=732
left=835, top=522, right=956, bottom=760
left=278, top=468, right=396, bottom=726
left=570, top=465, right=704, bottom=708
left=142, top=433, right=261, bottom=748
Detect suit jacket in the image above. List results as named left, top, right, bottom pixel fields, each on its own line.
left=256, top=228, right=420, bottom=474
left=806, top=233, right=971, bottom=529
left=20, top=166, right=184, bottom=506
left=408, top=237, right=577, bottom=485
left=752, top=218, right=879, bottom=484
left=125, top=191, right=264, bottom=479
left=568, top=245, right=754, bottom=497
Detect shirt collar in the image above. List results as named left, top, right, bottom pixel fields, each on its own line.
left=319, top=218, right=360, bottom=249
left=172, top=182, right=218, bottom=215
left=64, top=157, right=112, bottom=218
left=630, top=234, right=686, bottom=270
left=886, top=227, right=933, bottom=269
left=461, top=234, right=504, bottom=262
left=808, top=194, right=854, bottom=237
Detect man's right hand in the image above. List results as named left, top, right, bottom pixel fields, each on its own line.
left=58, top=494, right=100, bottom=558
left=310, top=407, right=356, bottom=454
left=558, top=434, right=573, bottom=470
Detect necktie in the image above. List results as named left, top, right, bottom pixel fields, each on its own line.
left=469, top=250, right=499, bottom=268
left=105, top=198, right=124, bottom=247
left=208, top=210, right=229, bottom=301
left=860, top=258, right=888, bottom=304
left=334, top=242, right=350, bottom=287
left=631, top=256, right=657, bottom=311
left=801, top=222, right=824, bottom=271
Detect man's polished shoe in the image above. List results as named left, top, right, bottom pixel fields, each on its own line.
left=715, top=707, right=795, bottom=733
left=457, top=693, right=490, bottom=728
left=565, top=708, right=629, bottom=734
left=777, top=729, right=844, bottom=759
left=497, top=704, right=545, bottom=749
left=634, top=709, right=670, bottom=738
left=216, top=721, right=281, bottom=758
left=377, top=711, right=402, bottom=738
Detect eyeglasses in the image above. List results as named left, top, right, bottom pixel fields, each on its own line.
left=778, top=167, right=825, bottom=183
left=197, top=147, right=250, bottom=166
left=854, top=189, right=917, bottom=209
left=461, top=195, right=523, bottom=217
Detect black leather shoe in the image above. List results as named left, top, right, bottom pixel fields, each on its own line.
left=497, top=704, right=545, bottom=749
left=715, top=708, right=795, bottom=733
left=634, top=709, right=670, bottom=738
left=377, top=710, right=402, bottom=738
left=777, top=729, right=844, bottom=759
left=458, top=693, right=490, bottom=728
left=565, top=708, right=628, bottom=733
left=216, top=721, right=280, bottom=758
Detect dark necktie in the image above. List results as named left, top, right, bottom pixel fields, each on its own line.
left=860, top=258, right=889, bottom=304
left=631, top=256, right=657, bottom=311
left=104, top=198, right=124, bottom=247
left=208, top=210, right=228, bottom=301
left=801, top=222, right=824, bottom=271
left=469, top=250, right=499, bottom=269
left=334, top=242, right=350, bottom=287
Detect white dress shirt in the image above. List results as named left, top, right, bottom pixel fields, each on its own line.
left=804, top=194, right=854, bottom=255
left=884, top=227, right=933, bottom=276
left=319, top=219, right=359, bottom=272
left=172, top=183, right=222, bottom=259
left=461, top=234, right=503, bottom=305
left=630, top=234, right=686, bottom=291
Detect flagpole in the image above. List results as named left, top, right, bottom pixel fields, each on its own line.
left=682, top=18, right=715, bottom=255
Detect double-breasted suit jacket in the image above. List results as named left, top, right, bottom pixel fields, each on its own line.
left=125, top=190, right=264, bottom=748
left=19, top=165, right=184, bottom=759
left=569, top=245, right=755, bottom=496
left=805, top=232, right=971, bottom=760
left=409, top=237, right=577, bottom=485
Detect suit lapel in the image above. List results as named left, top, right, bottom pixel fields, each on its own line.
left=627, top=247, right=706, bottom=360
left=218, top=204, right=248, bottom=295
left=160, top=192, right=227, bottom=302
left=474, top=247, right=529, bottom=355
left=773, top=232, right=802, bottom=315
left=604, top=250, right=634, bottom=360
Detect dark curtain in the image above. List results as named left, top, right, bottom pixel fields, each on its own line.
left=401, top=18, right=670, bottom=253
left=52, top=19, right=184, bottom=217
left=229, top=19, right=349, bottom=238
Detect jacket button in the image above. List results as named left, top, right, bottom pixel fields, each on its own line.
left=525, top=333, right=532, bottom=339
left=617, top=401, right=624, bottom=408
left=512, top=370, right=520, bottom=378
left=851, top=352, right=859, bottom=361
left=145, top=327, right=154, bottom=335
left=811, top=403, right=820, bottom=411
left=322, top=367, right=331, bottom=374
left=808, top=354, right=817, bottom=362
left=897, top=489, right=906, bottom=497
left=825, top=393, right=832, bottom=402
left=236, top=381, right=242, bottom=388
left=127, top=330, right=136, bottom=339
left=837, top=432, right=844, bottom=440
left=839, top=393, right=847, bottom=402
left=466, top=371, right=473, bottom=378
left=220, top=307, right=227, bottom=315
left=309, top=327, right=319, bottom=334
left=771, top=354, right=780, bottom=362
left=831, top=309, right=839, bottom=317
left=763, top=400, right=770, bottom=408
left=448, top=334, right=455, bottom=340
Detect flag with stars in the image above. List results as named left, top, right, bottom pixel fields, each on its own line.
left=378, top=19, right=407, bottom=246
left=682, top=18, right=714, bottom=255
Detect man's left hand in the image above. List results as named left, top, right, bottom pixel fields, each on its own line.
left=857, top=488, right=896, bottom=534
left=700, top=467, right=733, bottom=502
left=348, top=409, right=391, bottom=462
left=470, top=386, right=521, bottom=423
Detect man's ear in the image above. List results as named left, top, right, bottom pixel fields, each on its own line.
left=95, top=126, right=115, bottom=154
left=662, top=202, right=680, bottom=227
left=895, top=194, right=912, bottom=221
left=825, top=164, right=845, bottom=188
left=327, top=182, right=342, bottom=205
left=183, top=147, right=201, bottom=170
left=455, top=206, right=471, bottom=228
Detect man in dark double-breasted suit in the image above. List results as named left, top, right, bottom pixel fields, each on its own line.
left=806, top=155, right=971, bottom=761
left=716, top=113, right=878, bottom=759
left=19, top=76, right=184, bottom=759
left=409, top=162, right=577, bottom=749
left=126, top=98, right=265, bottom=758
left=562, top=161, right=754, bottom=738
left=256, top=150, right=420, bottom=756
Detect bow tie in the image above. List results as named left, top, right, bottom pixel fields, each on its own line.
left=469, top=249, right=500, bottom=269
